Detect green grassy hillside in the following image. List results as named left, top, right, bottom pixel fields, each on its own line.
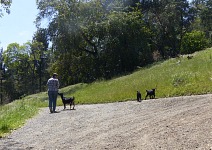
left=59, top=47, right=212, bottom=104
left=0, top=48, right=211, bottom=137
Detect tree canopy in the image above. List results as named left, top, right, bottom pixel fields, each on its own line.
left=0, top=0, right=11, bottom=17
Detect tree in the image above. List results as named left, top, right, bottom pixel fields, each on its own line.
left=2, top=42, right=48, bottom=101
left=0, top=48, right=6, bottom=104
left=3, top=43, right=27, bottom=100
left=33, top=28, right=49, bottom=52
left=200, top=0, right=212, bottom=45
left=95, top=10, right=152, bottom=76
left=36, top=0, right=153, bottom=84
left=0, top=0, right=11, bottom=17
left=190, top=0, right=212, bottom=45
left=140, top=0, right=193, bottom=58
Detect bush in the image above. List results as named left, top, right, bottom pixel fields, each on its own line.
left=181, top=31, right=209, bottom=54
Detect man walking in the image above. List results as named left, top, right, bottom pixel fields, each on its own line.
left=47, top=73, right=59, bottom=113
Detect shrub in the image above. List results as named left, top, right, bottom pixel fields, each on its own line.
left=181, top=30, right=209, bottom=54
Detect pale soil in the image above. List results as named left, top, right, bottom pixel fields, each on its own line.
left=0, top=94, right=212, bottom=150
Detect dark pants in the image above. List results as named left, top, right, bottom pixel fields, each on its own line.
left=48, top=91, right=58, bottom=112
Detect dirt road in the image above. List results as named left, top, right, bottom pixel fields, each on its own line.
left=0, top=94, right=212, bottom=150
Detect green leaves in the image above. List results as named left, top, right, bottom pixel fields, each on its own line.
left=0, top=0, right=11, bottom=17
left=181, top=30, right=209, bottom=54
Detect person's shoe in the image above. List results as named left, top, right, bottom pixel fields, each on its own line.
left=49, top=108, right=53, bottom=113
left=53, top=111, right=59, bottom=113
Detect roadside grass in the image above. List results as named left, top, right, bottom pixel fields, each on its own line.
left=0, top=48, right=211, bottom=137
left=0, top=99, right=38, bottom=137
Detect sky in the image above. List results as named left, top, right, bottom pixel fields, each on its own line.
left=0, top=0, right=39, bottom=50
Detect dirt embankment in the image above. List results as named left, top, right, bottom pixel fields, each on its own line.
left=0, top=94, right=212, bottom=150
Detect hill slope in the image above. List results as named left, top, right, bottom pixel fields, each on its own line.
left=58, top=48, right=212, bottom=104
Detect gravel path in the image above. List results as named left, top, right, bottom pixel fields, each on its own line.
left=0, top=94, right=212, bottom=150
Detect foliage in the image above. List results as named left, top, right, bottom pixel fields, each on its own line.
left=139, top=0, right=192, bottom=58
left=35, top=0, right=153, bottom=85
left=2, top=42, right=49, bottom=102
left=190, top=0, right=212, bottom=45
left=192, top=0, right=212, bottom=31
left=74, top=9, right=153, bottom=80
left=180, top=30, right=209, bottom=54
left=0, top=0, right=11, bottom=17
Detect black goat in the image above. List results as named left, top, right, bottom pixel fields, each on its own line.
left=145, top=89, right=156, bottom=100
left=137, top=91, right=142, bottom=102
left=58, top=93, right=75, bottom=110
